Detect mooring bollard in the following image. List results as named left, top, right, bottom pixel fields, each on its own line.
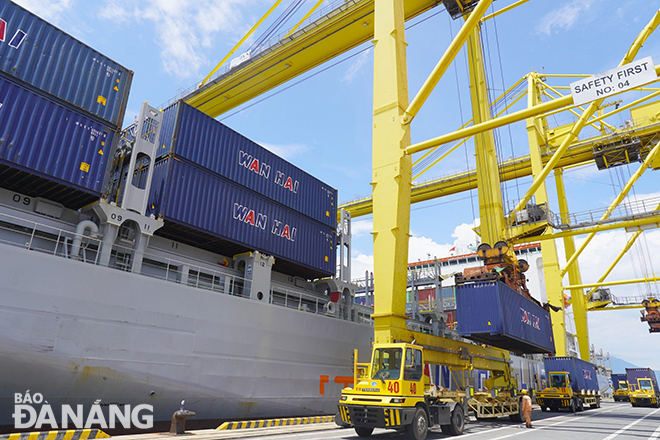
left=169, top=401, right=196, bottom=435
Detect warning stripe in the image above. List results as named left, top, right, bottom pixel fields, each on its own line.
left=0, top=430, right=109, bottom=440
left=216, top=415, right=334, bottom=430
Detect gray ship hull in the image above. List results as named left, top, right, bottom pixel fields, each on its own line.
left=0, top=244, right=373, bottom=429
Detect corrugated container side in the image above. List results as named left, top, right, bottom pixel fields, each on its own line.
left=158, top=102, right=336, bottom=227
left=544, top=357, right=599, bottom=392
left=611, top=373, right=627, bottom=391
left=626, top=368, right=660, bottom=394
left=0, top=75, right=116, bottom=199
left=0, top=0, right=132, bottom=128
left=147, top=157, right=336, bottom=279
left=455, top=281, right=555, bottom=354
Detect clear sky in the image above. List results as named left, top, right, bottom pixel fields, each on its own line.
left=17, top=0, right=660, bottom=370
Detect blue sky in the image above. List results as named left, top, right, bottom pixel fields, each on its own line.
left=18, top=0, right=660, bottom=369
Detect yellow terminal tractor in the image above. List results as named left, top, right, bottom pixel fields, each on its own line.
left=626, top=368, right=660, bottom=407
left=536, top=357, right=600, bottom=413
left=338, top=341, right=528, bottom=439
left=339, top=343, right=468, bottom=439
left=611, top=374, right=630, bottom=402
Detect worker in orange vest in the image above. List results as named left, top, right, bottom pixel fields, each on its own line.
left=521, top=389, right=533, bottom=428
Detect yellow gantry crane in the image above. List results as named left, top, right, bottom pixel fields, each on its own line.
left=190, top=0, right=660, bottom=363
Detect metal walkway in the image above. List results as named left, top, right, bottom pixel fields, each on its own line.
left=173, top=0, right=442, bottom=117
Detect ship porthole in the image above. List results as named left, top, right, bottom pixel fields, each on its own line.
left=257, top=291, right=264, bottom=300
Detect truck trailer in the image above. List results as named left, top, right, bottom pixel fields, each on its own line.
left=536, top=357, right=600, bottom=412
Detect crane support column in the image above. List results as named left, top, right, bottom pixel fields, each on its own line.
left=371, top=0, right=412, bottom=344
left=524, top=74, right=567, bottom=356
left=554, top=168, right=588, bottom=359
left=466, top=24, right=505, bottom=245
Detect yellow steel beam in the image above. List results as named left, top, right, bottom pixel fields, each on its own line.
left=512, top=10, right=660, bottom=214
left=405, top=62, right=660, bottom=156
left=339, top=119, right=660, bottom=220
left=185, top=0, right=442, bottom=117
left=555, top=168, right=589, bottom=360
left=401, top=331, right=511, bottom=372
left=560, top=140, right=660, bottom=277
left=468, top=23, right=504, bottom=246
left=588, top=304, right=645, bottom=311
left=199, top=0, right=285, bottom=87
left=585, top=230, right=644, bottom=300
left=525, top=73, right=567, bottom=356
left=406, top=94, right=573, bottom=155
left=370, top=0, right=412, bottom=344
left=564, top=276, right=660, bottom=290
left=516, top=214, right=660, bottom=242
left=402, top=0, right=492, bottom=125
left=285, top=0, right=325, bottom=38
left=481, top=0, right=530, bottom=22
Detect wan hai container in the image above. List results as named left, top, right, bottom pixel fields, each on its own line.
left=0, top=0, right=132, bottom=128
left=544, top=357, right=599, bottom=392
left=456, top=281, right=555, bottom=354
left=148, top=157, right=336, bottom=280
left=0, top=75, right=117, bottom=208
left=158, top=101, right=336, bottom=228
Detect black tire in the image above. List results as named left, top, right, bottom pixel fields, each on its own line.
left=509, top=401, right=523, bottom=423
left=569, top=399, right=576, bottom=413
left=447, top=404, right=465, bottom=436
left=355, top=427, right=374, bottom=437
left=406, top=407, right=428, bottom=440
left=541, top=406, right=548, bottom=412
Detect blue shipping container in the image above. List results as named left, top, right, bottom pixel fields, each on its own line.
left=626, top=368, right=660, bottom=395
left=0, top=0, right=132, bottom=128
left=148, top=157, right=336, bottom=279
left=0, top=75, right=116, bottom=197
left=456, top=281, right=555, bottom=354
left=611, top=373, right=627, bottom=391
left=544, top=357, right=599, bottom=392
left=158, top=101, right=336, bottom=227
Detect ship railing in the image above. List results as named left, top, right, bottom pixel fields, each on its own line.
left=0, top=210, right=104, bottom=264
left=0, top=209, right=368, bottom=323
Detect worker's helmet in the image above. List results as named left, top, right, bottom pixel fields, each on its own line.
left=521, top=389, right=528, bottom=394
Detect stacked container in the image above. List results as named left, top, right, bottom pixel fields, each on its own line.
left=148, top=101, right=338, bottom=279
left=0, top=0, right=131, bottom=208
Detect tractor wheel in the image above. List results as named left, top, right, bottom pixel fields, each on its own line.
left=447, top=404, right=465, bottom=436
left=509, top=400, right=523, bottom=422
left=355, top=427, right=374, bottom=437
left=406, top=407, right=428, bottom=440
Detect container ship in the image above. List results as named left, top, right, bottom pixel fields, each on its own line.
left=0, top=0, right=374, bottom=431
left=0, top=0, right=549, bottom=433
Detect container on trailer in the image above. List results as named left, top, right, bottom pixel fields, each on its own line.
left=0, top=0, right=132, bottom=128
left=158, top=101, right=336, bottom=227
left=626, top=368, right=659, bottom=395
left=544, top=357, right=599, bottom=392
left=0, top=75, right=117, bottom=208
left=456, top=281, right=555, bottom=354
left=611, top=373, right=628, bottom=391
left=147, top=157, right=336, bottom=279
